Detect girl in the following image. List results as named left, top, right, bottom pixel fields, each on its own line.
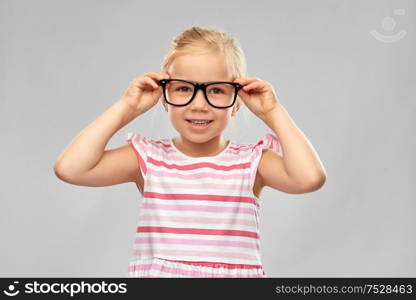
left=54, top=26, right=326, bottom=278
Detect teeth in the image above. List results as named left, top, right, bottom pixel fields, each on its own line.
left=189, top=120, right=211, bottom=125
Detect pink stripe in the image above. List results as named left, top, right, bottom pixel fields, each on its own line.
left=137, top=226, right=259, bottom=238
left=133, top=249, right=258, bottom=261
left=159, top=258, right=262, bottom=269
left=130, top=134, right=170, bottom=151
left=153, top=140, right=171, bottom=148
left=144, top=192, right=257, bottom=206
left=128, top=262, right=263, bottom=277
left=149, top=157, right=250, bottom=171
left=128, top=275, right=259, bottom=278
left=146, top=179, right=251, bottom=191
left=149, top=141, right=178, bottom=152
left=134, top=236, right=260, bottom=250
left=141, top=203, right=256, bottom=215
left=229, top=145, right=249, bottom=151
left=147, top=168, right=250, bottom=180
left=139, top=214, right=257, bottom=228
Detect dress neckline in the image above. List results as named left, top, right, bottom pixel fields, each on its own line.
left=169, top=138, right=232, bottom=160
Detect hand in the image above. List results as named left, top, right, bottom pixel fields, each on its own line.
left=121, top=72, right=170, bottom=115
left=233, top=77, right=281, bottom=121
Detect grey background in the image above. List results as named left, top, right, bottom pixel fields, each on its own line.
left=1, top=0, right=414, bottom=277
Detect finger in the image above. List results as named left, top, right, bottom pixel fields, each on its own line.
left=242, top=80, right=266, bottom=92
left=237, top=89, right=249, bottom=99
left=159, top=71, right=171, bottom=78
left=234, top=77, right=259, bottom=84
left=235, top=78, right=262, bottom=91
left=158, top=73, right=171, bottom=82
left=145, top=72, right=162, bottom=77
left=142, top=76, right=159, bottom=89
left=146, top=72, right=170, bottom=81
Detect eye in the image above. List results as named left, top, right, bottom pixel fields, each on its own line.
left=175, top=86, right=191, bottom=92
left=208, top=87, right=224, bottom=94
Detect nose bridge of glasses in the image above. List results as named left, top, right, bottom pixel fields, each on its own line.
left=190, top=83, right=209, bottom=107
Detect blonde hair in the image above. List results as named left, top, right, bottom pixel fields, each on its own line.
left=161, top=26, right=247, bottom=80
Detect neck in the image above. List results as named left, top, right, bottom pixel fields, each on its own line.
left=173, top=135, right=229, bottom=157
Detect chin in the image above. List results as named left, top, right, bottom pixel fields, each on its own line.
left=184, top=134, right=213, bottom=143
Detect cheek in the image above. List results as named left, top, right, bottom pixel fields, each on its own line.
left=168, top=110, right=185, bottom=126
left=221, top=111, right=233, bottom=121
left=214, top=113, right=232, bottom=127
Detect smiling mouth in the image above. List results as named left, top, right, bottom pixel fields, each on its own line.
left=185, top=119, right=214, bottom=124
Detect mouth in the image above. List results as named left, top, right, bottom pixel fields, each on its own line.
left=185, top=119, right=214, bottom=125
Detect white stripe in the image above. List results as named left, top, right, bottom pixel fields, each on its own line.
left=136, top=219, right=257, bottom=232
left=141, top=197, right=257, bottom=208
left=132, top=232, right=260, bottom=242
left=144, top=188, right=253, bottom=199
left=137, top=208, right=258, bottom=219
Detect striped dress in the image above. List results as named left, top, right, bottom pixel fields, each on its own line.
left=124, top=132, right=281, bottom=278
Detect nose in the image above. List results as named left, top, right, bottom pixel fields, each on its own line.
left=189, top=89, right=209, bottom=110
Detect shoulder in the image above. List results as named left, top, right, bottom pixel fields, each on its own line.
left=125, top=133, right=170, bottom=150
left=229, top=134, right=280, bottom=156
left=227, top=140, right=254, bottom=155
left=150, top=138, right=172, bottom=153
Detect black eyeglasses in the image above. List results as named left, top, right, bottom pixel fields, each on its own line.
left=159, top=78, right=242, bottom=109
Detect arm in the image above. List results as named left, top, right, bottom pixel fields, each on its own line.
left=259, top=103, right=326, bottom=193
left=54, top=72, right=170, bottom=187
left=53, top=99, right=143, bottom=186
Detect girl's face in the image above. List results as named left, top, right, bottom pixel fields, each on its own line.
left=162, top=53, right=241, bottom=144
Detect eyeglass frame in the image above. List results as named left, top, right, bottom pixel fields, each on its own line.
left=159, top=78, right=243, bottom=109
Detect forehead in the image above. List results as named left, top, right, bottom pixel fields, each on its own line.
left=167, top=54, right=232, bottom=83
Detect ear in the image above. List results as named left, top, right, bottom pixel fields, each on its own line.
left=231, top=97, right=242, bottom=117
left=160, top=96, right=168, bottom=112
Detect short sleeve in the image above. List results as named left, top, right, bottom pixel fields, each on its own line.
left=249, top=133, right=282, bottom=195
left=125, top=132, right=150, bottom=179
